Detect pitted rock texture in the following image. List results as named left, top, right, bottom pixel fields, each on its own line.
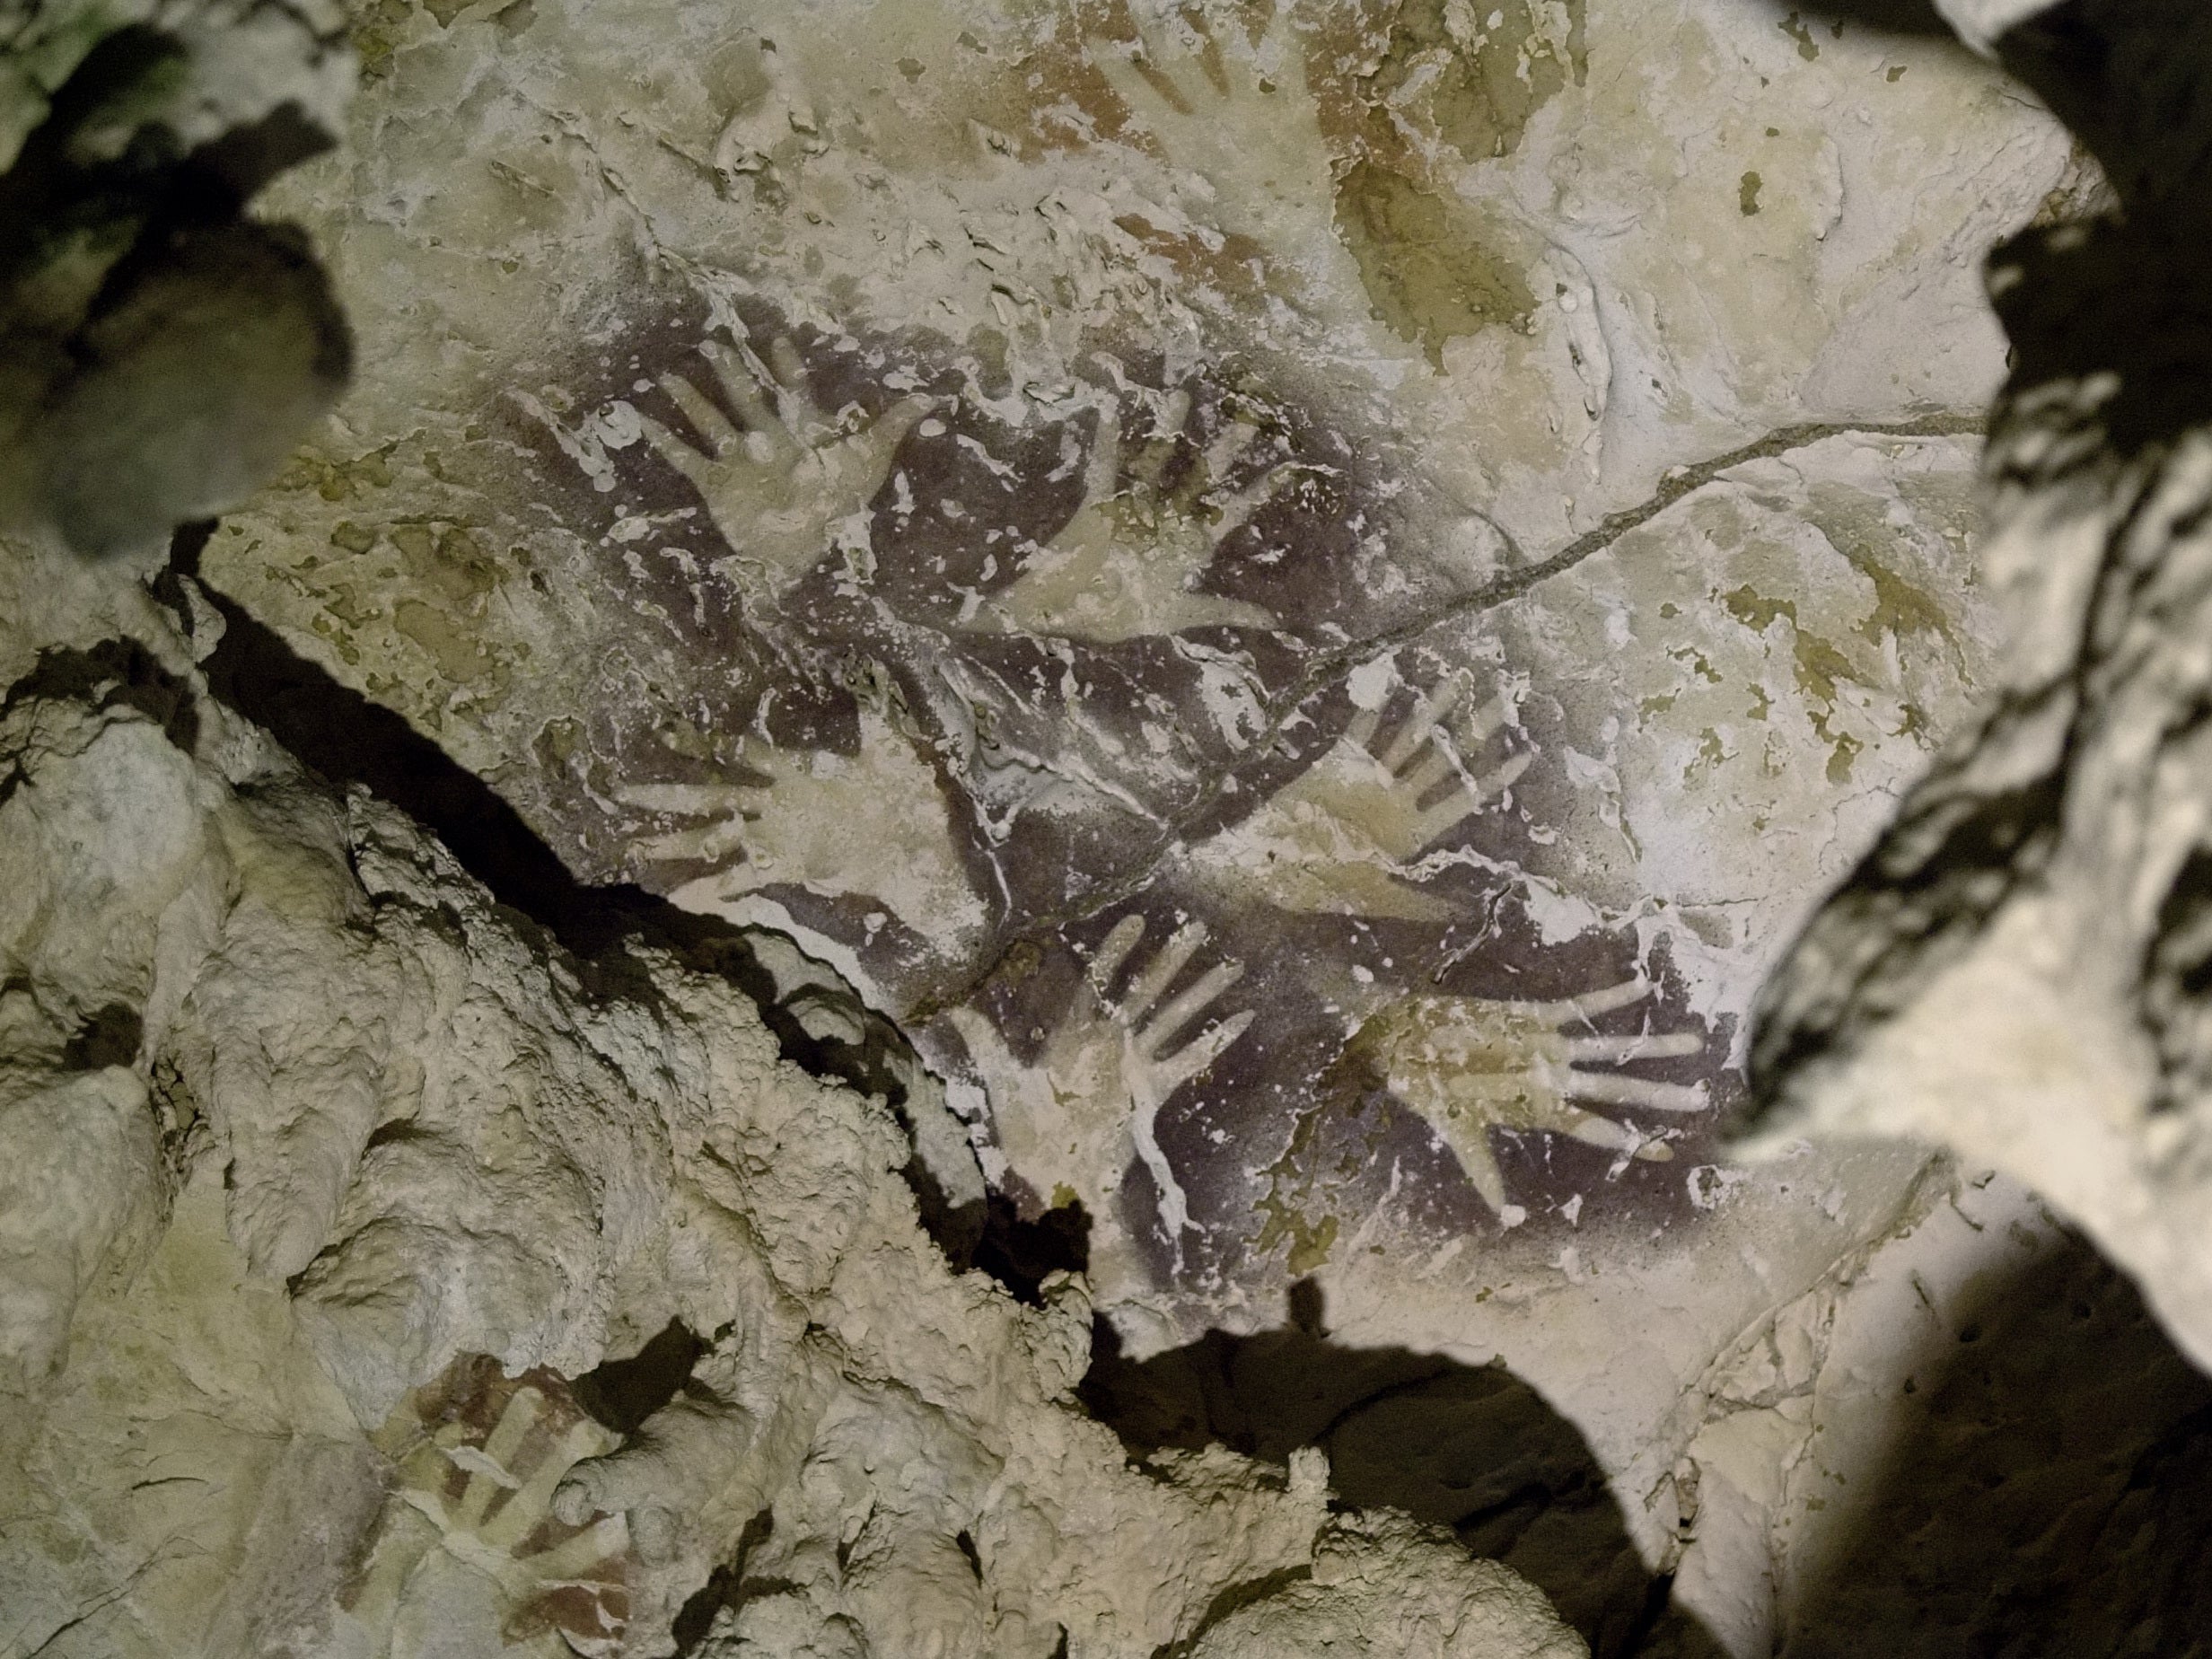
left=0, top=0, right=356, bottom=557
left=0, top=537, right=1588, bottom=1657
left=1748, top=0, right=2212, bottom=1376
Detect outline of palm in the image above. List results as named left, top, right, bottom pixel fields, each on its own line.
left=1182, top=671, right=1531, bottom=920
left=347, top=1367, right=631, bottom=1657
left=946, top=913, right=1252, bottom=1260
left=610, top=709, right=987, bottom=941
left=634, top=329, right=930, bottom=615
left=1344, top=978, right=1710, bottom=1216
left=965, top=388, right=1289, bottom=643
left=1090, top=13, right=1343, bottom=294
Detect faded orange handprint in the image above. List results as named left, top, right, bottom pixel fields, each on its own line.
left=946, top=913, right=1252, bottom=1262
left=341, top=1357, right=630, bottom=1658
left=1091, top=13, right=1347, bottom=307
left=967, top=388, right=1288, bottom=643
left=1181, top=668, right=1531, bottom=919
left=1341, top=979, right=1709, bottom=1216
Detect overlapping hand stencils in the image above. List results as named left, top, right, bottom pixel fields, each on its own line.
left=1091, top=10, right=1365, bottom=333
left=342, top=1358, right=630, bottom=1658
left=512, top=294, right=1725, bottom=1255
left=613, top=702, right=988, bottom=950
left=1181, top=663, right=1531, bottom=920
left=1338, top=977, right=1710, bottom=1217
left=966, top=386, right=1292, bottom=644
left=947, top=914, right=1251, bottom=1269
left=528, top=323, right=926, bottom=619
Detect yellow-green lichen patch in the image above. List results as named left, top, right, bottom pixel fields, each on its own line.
left=1253, top=1093, right=1350, bottom=1275
left=1739, top=171, right=1762, bottom=215
left=1333, top=161, right=1536, bottom=365
left=1720, top=584, right=1870, bottom=784
left=1342, top=0, right=1589, bottom=166
left=1827, top=528, right=1967, bottom=670
left=276, top=443, right=399, bottom=505
left=1476, top=434, right=1997, bottom=922
left=347, top=0, right=419, bottom=82
left=1296, top=0, right=1572, bottom=360
left=1689, top=727, right=1728, bottom=780
left=390, top=522, right=500, bottom=606
left=391, top=597, right=499, bottom=686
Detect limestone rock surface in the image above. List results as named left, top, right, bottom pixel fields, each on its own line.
left=1750, top=0, right=2212, bottom=1375
left=0, top=536, right=1588, bottom=1656
left=10, top=0, right=2212, bottom=1655
left=191, top=8, right=2077, bottom=1567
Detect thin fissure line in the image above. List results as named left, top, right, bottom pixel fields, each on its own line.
left=912, top=410, right=1988, bottom=1023
left=1365, top=409, right=1989, bottom=662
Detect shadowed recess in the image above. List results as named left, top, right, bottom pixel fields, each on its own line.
left=1782, top=1224, right=2212, bottom=1656
left=569, top=1320, right=707, bottom=1436
left=1080, top=1281, right=1726, bottom=1659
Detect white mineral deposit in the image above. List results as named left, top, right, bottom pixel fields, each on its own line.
left=4, top=0, right=2210, bottom=1655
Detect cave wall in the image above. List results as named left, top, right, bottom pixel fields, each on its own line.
left=5, top=0, right=2212, bottom=1655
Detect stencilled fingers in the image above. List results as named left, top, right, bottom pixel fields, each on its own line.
left=615, top=779, right=763, bottom=865
left=945, top=914, right=1251, bottom=1266
left=1092, top=27, right=1205, bottom=131
left=608, top=712, right=988, bottom=940
left=1172, top=664, right=1534, bottom=921
left=1094, top=14, right=1264, bottom=141
left=1099, top=388, right=1293, bottom=549
left=1521, top=978, right=1712, bottom=1115
left=1561, top=1066, right=1709, bottom=1114
left=658, top=332, right=813, bottom=454
left=1084, top=4, right=1342, bottom=295
left=1341, top=672, right=1532, bottom=854
left=534, top=324, right=927, bottom=610
left=1081, top=912, right=1253, bottom=1255
left=478, top=1388, right=617, bottom=1552
left=356, top=1365, right=631, bottom=1657
left=1348, top=975, right=1714, bottom=1216
left=642, top=337, right=929, bottom=480
left=1086, top=914, right=1255, bottom=1094
left=974, top=382, right=1283, bottom=641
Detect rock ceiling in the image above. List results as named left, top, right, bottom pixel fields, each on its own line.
left=215, top=0, right=2065, bottom=1345
left=7, top=0, right=2212, bottom=1654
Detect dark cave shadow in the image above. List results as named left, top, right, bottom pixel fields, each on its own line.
left=166, top=522, right=720, bottom=965
left=1753, top=0, right=1957, bottom=38
left=1781, top=1217, right=2212, bottom=1658
left=154, top=525, right=1026, bottom=1284
left=1080, top=1279, right=1727, bottom=1659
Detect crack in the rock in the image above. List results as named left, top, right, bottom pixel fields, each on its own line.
left=913, top=411, right=1987, bottom=1024
left=163, top=526, right=1010, bottom=1286
left=1356, top=410, right=1985, bottom=659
